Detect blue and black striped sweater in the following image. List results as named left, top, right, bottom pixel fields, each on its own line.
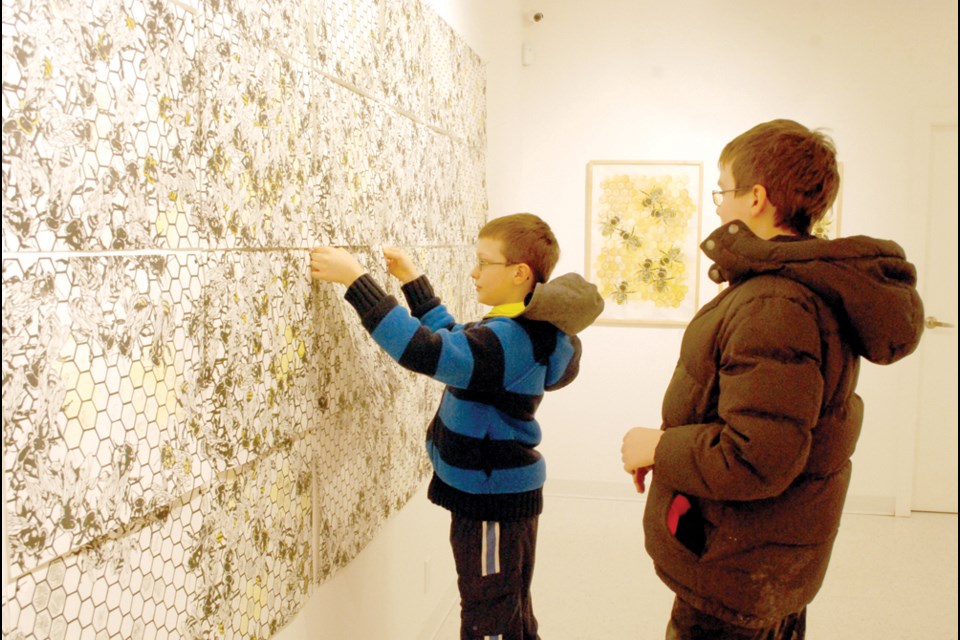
left=344, top=272, right=603, bottom=521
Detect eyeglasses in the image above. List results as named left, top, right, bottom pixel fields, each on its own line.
left=711, top=187, right=749, bottom=207
left=475, top=259, right=515, bottom=271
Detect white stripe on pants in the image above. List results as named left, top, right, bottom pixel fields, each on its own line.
left=481, top=520, right=501, bottom=577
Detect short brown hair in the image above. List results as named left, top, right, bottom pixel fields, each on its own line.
left=719, top=119, right=840, bottom=235
left=479, top=213, right=560, bottom=284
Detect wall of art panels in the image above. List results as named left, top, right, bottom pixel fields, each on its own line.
left=1, top=0, right=486, bottom=636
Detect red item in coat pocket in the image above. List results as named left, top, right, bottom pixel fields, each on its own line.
left=667, top=494, right=692, bottom=535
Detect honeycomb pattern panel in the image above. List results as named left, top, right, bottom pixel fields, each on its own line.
left=313, top=0, right=382, bottom=97
left=298, top=76, right=337, bottom=247
left=456, top=33, right=488, bottom=150
left=202, top=0, right=312, bottom=65
left=424, top=8, right=486, bottom=147
left=1, top=436, right=314, bottom=639
left=379, top=104, right=483, bottom=250
left=383, top=109, right=485, bottom=248
left=461, top=143, right=488, bottom=241
left=194, top=22, right=317, bottom=249
left=379, top=0, right=430, bottom=120
left=309, top=78, right=388, bottom=248
left=310, top=91, right=484, bottom=250
left=182, top=439, right=314, bottom=638
left=372, top=106, right=426, bottom=246
left=1, top=0, right=203, bottom=253
left=194, top=249, right=316, bottom=472
left=419, top=125, right=487, bottom=246
left=310, top=0, right=484, bottom=138
left=324, top=106, right=488, bottom=249
left=313, top=398, right=434, bottom=580
left=2, top=253, right=205, bottom=578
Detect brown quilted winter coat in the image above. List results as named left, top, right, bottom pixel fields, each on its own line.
left=644, top=221, right=925, bottom=628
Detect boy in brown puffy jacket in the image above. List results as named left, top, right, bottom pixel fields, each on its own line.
left=621, top=119, right=924, bottom=639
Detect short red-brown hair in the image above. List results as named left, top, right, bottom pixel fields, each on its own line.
left=720, top=119, right=840, bottom=235
left=479, top=213, right=560, bottom=284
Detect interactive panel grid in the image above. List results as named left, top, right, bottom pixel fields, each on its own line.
left=2, top=0, right=486, bottom=636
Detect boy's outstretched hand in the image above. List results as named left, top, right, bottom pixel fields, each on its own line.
left=310, top=247, right=365, bottom=286
left=382, top=247, right=420, bottom=284
left=621, top=427, right=663, bottom=493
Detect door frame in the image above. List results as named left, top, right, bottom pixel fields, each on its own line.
left=895, top=107, right=959, bottom=516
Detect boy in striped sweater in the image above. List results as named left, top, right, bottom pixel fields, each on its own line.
left=310, top=213, right=603, bottom=640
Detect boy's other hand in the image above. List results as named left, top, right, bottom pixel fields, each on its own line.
left=383, top=247, right=420, bottom=284
left=310, top=247, right=365, bottom=286
left=621, top=427, right=662, bottom=478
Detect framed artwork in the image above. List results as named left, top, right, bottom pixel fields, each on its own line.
left=586, top=161, right=703, bottom=326
left=811, top=162, right=844, bottom=239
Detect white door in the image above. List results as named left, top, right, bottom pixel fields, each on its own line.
left=911, top=117, right=958, bottom=513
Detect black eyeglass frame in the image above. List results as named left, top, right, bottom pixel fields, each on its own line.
left=711, top=187, right=751, bottom=206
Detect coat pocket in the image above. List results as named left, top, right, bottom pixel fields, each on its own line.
left=669, top=494, right=715, bottom=557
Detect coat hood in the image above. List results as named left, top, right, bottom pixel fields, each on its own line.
left=519, top=272, right=605, bottom=335
left=702, top=222, right=924, bottom=364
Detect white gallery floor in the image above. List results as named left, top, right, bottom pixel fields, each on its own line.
left=433, top=494, right=958, bottom=639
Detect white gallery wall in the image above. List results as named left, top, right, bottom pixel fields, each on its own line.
left=514, top=0, right=958, bottom=512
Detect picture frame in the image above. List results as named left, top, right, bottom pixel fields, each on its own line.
left=585, top=160, right=703, bottom=326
